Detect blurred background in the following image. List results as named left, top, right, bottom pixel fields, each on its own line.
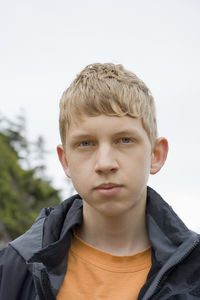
left=0, top=0, right=200, bottom=247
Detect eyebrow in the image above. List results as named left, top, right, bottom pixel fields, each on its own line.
left=69, top=129, right=142, bottom=141
left=69, top=133, right=95, bottom=144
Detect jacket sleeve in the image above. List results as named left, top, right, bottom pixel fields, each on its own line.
left=0, top=245, right=36, bottom=300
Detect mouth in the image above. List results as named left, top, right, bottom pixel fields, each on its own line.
left=94, top=183, right=123, bottom=196
left=95, top=183, right=122, bottom=189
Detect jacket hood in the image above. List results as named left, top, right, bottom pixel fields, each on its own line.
left=146, top=187, right=196, bottom=264
left=10, top=187, right=197, bottom=267
left=9, top=186, right=200, bottom=299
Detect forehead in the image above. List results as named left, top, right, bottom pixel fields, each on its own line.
left=66, top=114, right=148, bottom=140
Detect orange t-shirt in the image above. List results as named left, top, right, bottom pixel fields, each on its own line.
left=57, top=233, right=151, bottom=300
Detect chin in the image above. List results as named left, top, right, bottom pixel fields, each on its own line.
left=95, top=203, right=131, bottom=218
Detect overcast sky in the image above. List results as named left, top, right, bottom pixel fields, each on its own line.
left=1, top=0, right=200, bottom=231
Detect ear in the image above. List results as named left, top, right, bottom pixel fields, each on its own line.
left=150, top=138, right=169, bottom=175
left=57, top=144, right=71, bottom=178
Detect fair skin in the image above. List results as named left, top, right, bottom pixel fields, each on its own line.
left=57, top=114, right=168, bottom=255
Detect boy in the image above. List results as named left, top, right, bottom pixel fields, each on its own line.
left=0, top=63, right=200, bottom=299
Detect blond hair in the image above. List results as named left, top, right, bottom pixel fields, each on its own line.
left=59, top=63, right=157, bottom=148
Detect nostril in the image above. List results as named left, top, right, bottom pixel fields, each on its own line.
left=94, top=146, right=119, bottom=173
left=94, top=161, right=119, bottom=174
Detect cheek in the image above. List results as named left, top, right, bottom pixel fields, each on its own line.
left=68, top=159, right=91, bottom=189
left=69, top=155, right=91, bottom=173
left=135, top=151, right=152, bottom=176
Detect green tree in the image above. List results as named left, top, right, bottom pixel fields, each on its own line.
left=0, top=115, right=61, bottom=240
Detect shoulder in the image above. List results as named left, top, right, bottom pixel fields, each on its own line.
left=0, top=245, right=36, bottom=300
left=0, top=243, right=28, bottom=270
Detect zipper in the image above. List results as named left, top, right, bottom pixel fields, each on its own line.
left=142, top=234, right=199, bottom=300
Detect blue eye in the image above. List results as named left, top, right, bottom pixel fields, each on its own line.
left=121, top=137, right=132, bottom=143
left=80, top=141, right=91, bottom=147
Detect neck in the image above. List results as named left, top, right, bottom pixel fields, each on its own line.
left=76, top=192, right=150, bottom=256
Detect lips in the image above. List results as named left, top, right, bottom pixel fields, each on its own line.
left=95, top=183, right=122, bottom=189
left=94, top=183, right=122, bottom=196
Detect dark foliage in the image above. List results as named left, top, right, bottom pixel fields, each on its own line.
left=0, top=115, right=61, bottom=240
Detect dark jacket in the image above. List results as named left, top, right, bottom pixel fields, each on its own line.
left=0, top=187, right=200, bottom=300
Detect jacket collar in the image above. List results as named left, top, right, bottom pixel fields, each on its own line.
left=21, top=186, right=197, bottom=266
left=140, top=187, right=200, bottom=299
left=10, top=186, right=200, bottom=299
left=146, top=187, right=194, bottom=264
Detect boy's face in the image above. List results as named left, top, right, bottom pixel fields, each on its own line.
left=58, top=114, right=154, bottom=217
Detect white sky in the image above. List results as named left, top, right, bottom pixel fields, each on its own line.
left=0, top=0, right=200, bottom=231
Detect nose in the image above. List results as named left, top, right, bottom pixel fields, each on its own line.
left=94, top=144, right=119, bottom=174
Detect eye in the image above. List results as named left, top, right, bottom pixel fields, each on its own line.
left=79, top=141, right=91, bottom=147
left=120, top=137, right=132, bottom=144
